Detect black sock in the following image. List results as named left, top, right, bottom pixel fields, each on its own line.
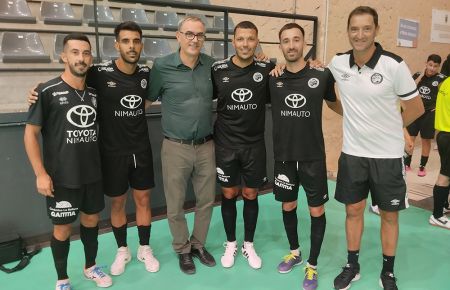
left=137, top=225, right=151, bottom=246
left=420, top=155, right=429, bottom=168
left=308, top=213, right=326, bottom=266
left=282, top=208, right=299, bottom=251
left=112, top=223, right=127, bottom=248
left=382, top=254, right=395, bottom=274
left=243, top=197, right=259, bottom=242
left=221, top=194, right=237, bottom=242
left=51, top=236, right=70, bottom=280
left=404, top=153, right=412, bottom=167
left=80, top=224, right=98, bottom=269
left=347, top=250, right=360, bottom=265
left=433, top=185, right=450, bottom=218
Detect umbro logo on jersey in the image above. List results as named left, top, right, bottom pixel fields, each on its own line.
left=231, top=88, right=253, bottom=103
left=308, top=78, right=319, bottom=88
left=59, top=96, right=68, bottom=105
left=419, top=86, right=431, bottom=95
left=66, top=105, right=96, bottom=128
left=371, top=73, right=383, bottom=84
left=120, top=95, right=142, bottom=109
left=341, top=73, right=351, bottom=80
left=432, top=81, right=439, bottom=86
left=107, top=81, right=117, bottom=88
left=141, top=79, right=147, bottom=89
left=253, top=72, right=263, bottom=82
left=390, top=199, right=400, bottom=206
left=285, top=94, right=306, bottom=109
left=276, top=81, right=284, bottom=88
left=52, top=91, right=68, bottom=97
left=222, top=77, right=230, bottom=83
left=56, top=201, right=72, bottom=209
left=98, top=66, right=114, bottom=72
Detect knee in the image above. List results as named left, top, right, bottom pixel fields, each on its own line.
left=135, top=194, right=150, bottom=209
left=53, top=224, right=72, bottom=240
left=282, top=201, right=297, bottom=211
left=222, top=187, right=239, bottom=199
left=309, top=205, right=325, bottom=217
left=111, top=196, right=126, bottom=212
left=81, top=213, right=99, bottom=227
left=346, top=203, right=365, bottom=219
left=380, top=211, right=398, bottom=224
left=242, top=188, right=258, bottom=200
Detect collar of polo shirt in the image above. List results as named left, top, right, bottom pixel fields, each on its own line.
left=349, top=42, right=383, bottom=69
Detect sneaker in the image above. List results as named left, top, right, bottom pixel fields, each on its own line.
left=379, top=272, right=398, bottom=290
left=55, top=279, right=71, bottom=290
left=417, top=167, right=426, bottom=177
left=277, top=252, right=303, bottom=273
left=221, top=241, right=237, bottom=268
left=444, top=206, right=450, bottom=214
left=241, top=241, right=262, bottom=269
left=429, top=215, right=450, bottom=230
left=405, top=165, right=411, bottom=172
left=137, top=245, right=160, bottom=272
left=333, top=263, right=360, bottom=290
left=110, top=246, right=131, bottom=276
left=84, top=265, right=113, bottom=288
left=302, top=263, right=318, bottom=290
left=369, top=205, right=380, bottom=216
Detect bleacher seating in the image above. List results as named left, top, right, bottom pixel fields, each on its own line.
left=100, top=36, right=119, bottom=60
left=187, top=14, right=219, bottom=34
left=53, top=34, right=97, bottom=63
left=0, top=0, right=36, bottom=23
left=83, top=5, right=119, bottom=28
left=211, top=40, right=235, bottom=60
left=213, top=16, right=235, bottom=34
left=1, top=32, right=51, bottom=63
left=41, top=2, right=82, bottom=26
left=155, top=11, right=180, bottom=31
left=143, top=38, right=173, bottom=60
left=121, top=8, right=158, bottom=30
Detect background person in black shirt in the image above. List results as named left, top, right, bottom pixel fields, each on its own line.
left=212, top=21, right=274, bottom=270
left=269, top=23, right=341, bottom=290
left=24, top=33, right=112, bottom=290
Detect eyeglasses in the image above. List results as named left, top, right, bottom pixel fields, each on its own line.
left=179, top=31, right=206, bottom=41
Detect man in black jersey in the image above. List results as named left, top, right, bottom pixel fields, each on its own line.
left=28, top=22, right=159, bottom=276
left=212, top=21, right=274, bottom=270
left=404, top=54, right=446, bottom=177
left=24, top=33, right=112, bottom=290
left=269, top=23, right=341, bottom=290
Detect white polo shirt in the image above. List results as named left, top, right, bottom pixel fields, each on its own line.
left=328, top=43, right=418, bottom=158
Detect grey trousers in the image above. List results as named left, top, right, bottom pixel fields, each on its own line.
left=161, top=138, right=216, bottom=254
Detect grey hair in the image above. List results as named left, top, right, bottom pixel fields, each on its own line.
left=178, top=15, right=206, bottom=31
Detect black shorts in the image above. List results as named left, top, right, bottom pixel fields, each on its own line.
left=335, top=153, right=407, bottom=212
left=215, top=142, right=267, bottom=188
left=46, top=180, right=105, bottom=225
left=406, top=110, right=435, bottom=139
left=273, top=160, right=329, bottom=207
left=101, top=149, right=155, bottom=197
left=437, top=131, right=450, bottom=177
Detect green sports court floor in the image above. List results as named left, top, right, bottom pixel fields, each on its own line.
left=2, top=181, right=449, bottom=290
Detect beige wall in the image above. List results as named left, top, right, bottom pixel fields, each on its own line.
left=212, top=0, right=450, bottom=174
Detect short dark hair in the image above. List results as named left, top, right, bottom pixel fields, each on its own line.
left=63, top=33, right=91, bottom=49
left=347, top=6, right=379, bottom=29
left=427, top=54, right=442, bottom=64
left=234, top=21, right=258, bottom=35
left=114, top=21, right=142, bottom=40
left=278, top=22, right=305, bottom=40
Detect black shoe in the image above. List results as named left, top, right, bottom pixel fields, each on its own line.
left=178, top=253, right=196, bottom=275
left=191, top=247, right=216, bottom=267
left=379, top=272, right=398, bottom=290
left=333, top=263, right=360, bottom=289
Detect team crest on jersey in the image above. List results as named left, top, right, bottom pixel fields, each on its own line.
left=59, top=96, right=68, bottom=105
left=276, top=81, right=284, bottom=88
left=222, top=77, right=230, bottom=83
left=91, top=97, right=97, bottom=108
left=308, top=78, right=320, bottom=88
left=371, top=73, right=383, bottom=84
left=253, top=72, right=263, bottom=82
left=141, top=79, right=147, bottom=89
left=107, top=81, right=117, bottom=88
left=432, top=81, right=439, bottom=86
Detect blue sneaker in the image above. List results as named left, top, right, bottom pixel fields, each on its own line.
left=302, top=263, right=318, bottom=290
left=277, top=253, right=303, bottom=273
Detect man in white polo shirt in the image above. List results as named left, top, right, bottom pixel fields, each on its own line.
left=328, top=6, right=424, bottom=290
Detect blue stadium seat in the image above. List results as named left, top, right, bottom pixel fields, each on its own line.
left=213, top=16, right=235, bottom=34
left=1, top=32, right=50, bottom=63
left=211, top=41, right=235, bottom=60
left=83, top=5, right=119, bottom=28
left=143, top=38, right=173, bottom=61
left=121, top=8, right=158, bottom=30
left=0, top=0, right=36, bottom=23
left=155, top=11, right=179, bottom=31
left=41, top=2, right=81, bottom=26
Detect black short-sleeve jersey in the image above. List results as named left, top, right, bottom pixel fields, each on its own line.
left=86, top=61, right=151, bottom=155
left=269, top=66, right=336, bottom=161
left=416, top=73, right=446, bottom=111
left=27, top=76, right=101, bottom=188
left=212, top=57, right=275, bottom=148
